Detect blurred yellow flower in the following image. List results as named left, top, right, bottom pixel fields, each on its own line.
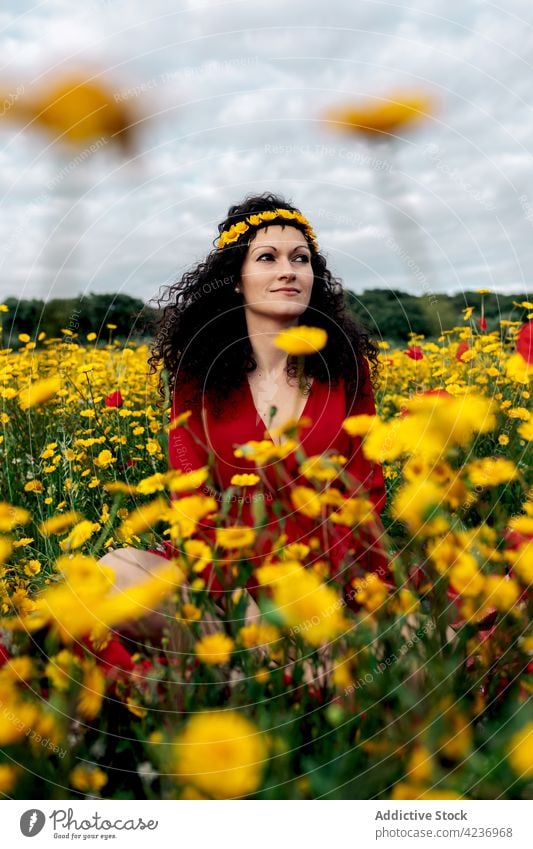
left=172, top=711, right=267, bottom=798
left=77, top=662, right=106, bottom=719
left=230, top=473, right=260, bottom=486
left=70, top=765, right=108, bottom=793
left=59, top=519, right=100, bottom=552
left=466, top=458, right=518, bottom=488
left=323, top=90, right=434, bottom=137
left=274, top=325, right=327, bottom=355
left=19, top=375, right=61, bottom=409
left=39, top=510, right=82, bottom=536
left=272, top=565, right=346, bottom=646
left=290, top=485, right=322, bottom=518
left=195, top=633, right=234, bottom=665
left=483, top=575, right=519, bottom=612
left=507, top=722, right=533, bottom=779
left=215, top=526, right=256, bottom=549
left=0, top=502, right=31, bottom=532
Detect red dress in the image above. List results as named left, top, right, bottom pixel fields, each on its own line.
left=167, top=360, right=388, bottom=601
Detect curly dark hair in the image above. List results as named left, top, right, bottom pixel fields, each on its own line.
left=149, top=191, right=378, bottom=415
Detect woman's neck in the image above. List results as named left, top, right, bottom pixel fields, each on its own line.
left=245, top=312, right=297, bottom=375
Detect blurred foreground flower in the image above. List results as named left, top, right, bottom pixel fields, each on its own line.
left=0, top=73, right=139, bottom=152
left=322, top=90, right=435, bottom=138
left=274, top=326, right=327, bottom=355
left=172, top=711, right=267, bottom=798
left=19, top=376, right=61, bottom=410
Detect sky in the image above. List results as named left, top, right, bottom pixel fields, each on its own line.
left=0, top=0, right=532, bottom=306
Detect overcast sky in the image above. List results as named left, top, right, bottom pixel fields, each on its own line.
left=0, top=0, right=532, bottom=306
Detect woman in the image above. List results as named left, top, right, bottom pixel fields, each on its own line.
left=102, top=192, right=387, bottom=638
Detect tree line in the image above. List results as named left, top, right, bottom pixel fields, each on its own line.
left=0, top=289, right=527, bottom=347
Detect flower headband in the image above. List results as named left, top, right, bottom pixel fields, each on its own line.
left=216, top=208, right=319, bottom=251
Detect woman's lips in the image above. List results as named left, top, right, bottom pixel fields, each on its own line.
left=272, top=288, right=300, bottom=294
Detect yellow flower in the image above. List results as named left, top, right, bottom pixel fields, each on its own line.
left=70, top=765, right=108, bottom=793
left=24, top=479, right=43, bottom=493
left=511, top=543, right=533, bottom=585
left=19, top=375, right=61, bottom=409
left=168, top=468, right=209, bottom=493
left=391, top=480, right=444, bottom=533
left=462, top=306, right=475, bottom=320
left=330, top=497, right=374, bottom=527
left=407, top=745, right=434, bottom=783
left=449, top=554, right=485, bottom=597
left=77, top=662, right=106, bottom=720
left=195, top=633, right=235, bottom=665
left=59, top=520, right=100, bottom=552
left=0, top=764, right=18, bottom=793
left=0, top=303, right=8, bottom=312
left=392, top=783, right=463, bottom=800
left=518, top=420, right=533, bottom=440
left=183, top=539, right=212, bottom=573
left=118, top=497, right=167, bottom=539
left=508, top=515, right=533, bottom=535
left=0, top=536, right=12, bottom=564
left=0, top=502, right=31, bottom=532
left=290, top=485, right=322, bottom=518
left=506, top=352, right=533, bottom=383
left=508, top=406, right=530, bottom=421
left=94, top=449, right=115, bottom=469
left=323, top=90, right=434, bottom=136
left=172, top=711, right=267, bottom=798
left=466, top=457, right=518, bottom=488
left=23, top=560, right=41, bottom=577
left=230, top=473, right=261, bottom=486
left=39, top=510, right=82, bottom=536
left=299, top=455, right=339, bottom=482
left=166, top=495, right=218, bottom=540
left=272, top=565, right=346, bottom=646
left=342, top=414, right=376, bottom=437
left=215, top=526, right=256, bottom=549
left=86, top=332, right=97, bottom=341
left=168, top=410, right=192, bottom=429
left=351, top=572, right=389, bottom=612
left=8, top=558, right=183, bottom=643
left=234, top=439, right=297, bottom=464
left=274, top=325, right=327, bottom=356
left=507, top=722, right=533, bottom=779
left=178, top=603, right=202, bottom=622
left=238, top=622, right=281, bottom=650
left=483, top=575, right=520, bottom=612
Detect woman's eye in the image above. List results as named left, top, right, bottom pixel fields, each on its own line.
left=257, top=254, right=310, bottom=262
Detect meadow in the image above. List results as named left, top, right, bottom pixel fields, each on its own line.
left=0, top=307, right=531, bottom=800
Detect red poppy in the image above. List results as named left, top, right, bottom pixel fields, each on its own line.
left=516, top=320, right=533, bottom=365
left=96, top=638, right=135, bottom=674
left=477, top=317, right=487, bottom=331
left=405, top=346, right=423, bottom=360
left=456, top=341, right=469, bottom=361
left=105, top=389, right=123, bottom=408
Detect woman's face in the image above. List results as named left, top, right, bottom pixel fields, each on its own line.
left=237, top=225, right=314, bottom=322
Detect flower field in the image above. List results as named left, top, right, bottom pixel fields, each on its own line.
left=0, top=310, right=532, bottom=800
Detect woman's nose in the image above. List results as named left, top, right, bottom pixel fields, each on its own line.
left=277, top=258, right=296, bottom=278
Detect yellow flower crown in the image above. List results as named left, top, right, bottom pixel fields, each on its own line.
left=216, top=208, right=319, bottom=251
